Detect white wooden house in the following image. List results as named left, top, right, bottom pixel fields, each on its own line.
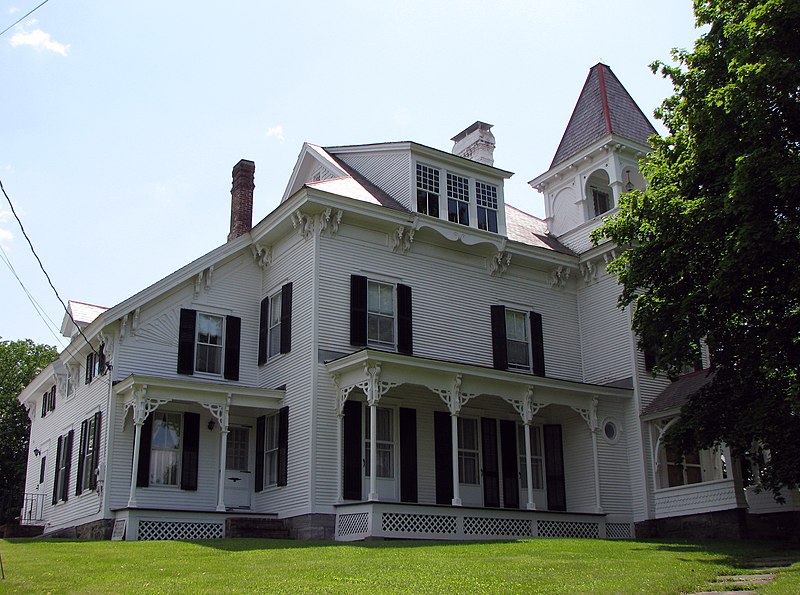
left=17, top=64, right=799, bottom=541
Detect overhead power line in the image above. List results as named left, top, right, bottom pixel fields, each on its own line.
left=0, top=178, right=97, bottom=353
left=0, top=0, right=52, bottom=38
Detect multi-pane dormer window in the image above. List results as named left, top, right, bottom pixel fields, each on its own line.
left=447, top=173, right=469, bottom=225
left=476, top=181, right=498, bottom=233
left=416, top=164, right=440, bottom=217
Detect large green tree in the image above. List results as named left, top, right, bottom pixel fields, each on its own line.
left=0, top=339, right=59, bottom=524
left=594, top=0, right=800, bottom=496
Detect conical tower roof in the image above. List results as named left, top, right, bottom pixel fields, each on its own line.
left=550, top=63, right=657, bottom=168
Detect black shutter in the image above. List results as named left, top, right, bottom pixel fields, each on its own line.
left=136, top=415, right=153, bottom=487
left=342, top=400, right=362, bottom=500
left=490, top=305, right=508, bottom=370
left=49, top=385, right=56, bottom=411
left=224, top=315, right=241, bottom=381
left=181, top=412, right=200, bottom=491
left=481, top=417, right=500, bottom=507
left=52, top=435, right=62, bottom=505
left=397, top=284, right=413, bottom=355
left=530, top=311, right=546, bottom=376
left=76, top=419, right=88, bottom=496
left=543, top=424, right=566, bottom=511
left=85, top=353, right=94, bottom=384
left=399, top=407, right=418, bottom=503
left=39, top=457, right=46, bottom=485
left=277, top=406, right=289, bottom=486
left=280, top=283, right=293, bottom=354
left=61, top=430, right=73, bottom=502
left=350, top=275, right=367, bottom=347
left=500, top=420, right=520, bottom=509
left=177, top=309, right=196, bottom=375
left=90, top=411, right=102, bottom=490
left=41, top=394, right=47, bottom=418
left=98, top=344, right=106, bottom=376
left=255, top=415, right=265, bottom=492
left=258, top=296, right=269, bottom=366
left=434, top=411, right=453, bottom=505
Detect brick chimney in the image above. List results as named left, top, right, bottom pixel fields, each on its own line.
left=451, top=121, right=495, bottom=166
left=228, top=159, right=255, bottom=241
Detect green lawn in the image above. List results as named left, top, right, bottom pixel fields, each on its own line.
left=0, top=537, right=797, bottom=594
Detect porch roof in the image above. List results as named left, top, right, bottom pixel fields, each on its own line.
left=641, top=368, right=715, bottom=421
left=114, top=374, right=285, bottom=411
left=325, top=349, right=631, bottom=414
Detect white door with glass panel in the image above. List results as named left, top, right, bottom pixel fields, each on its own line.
left=458, top=417, right=483, bottom=506
left=224, top=425, right=252, bottom=509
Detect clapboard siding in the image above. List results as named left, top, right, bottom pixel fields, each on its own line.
left=25, top=361, right=109, bottom=533
left=317, top=223, right=583, bottom=382
left=556, top=218, right=606, bottom=254
left=558, top=407, right=597, bottom=512
left=578, top=273, right=633, bottom=385
left=253, top=232, right=316, bottom=518
left=335, top=150, right=412, bottom=209
left=595, top=399, right=633, bottom=515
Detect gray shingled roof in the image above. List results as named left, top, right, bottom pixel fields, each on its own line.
left=550, top=63, right=657, bottom=168
left=642, top=368, right=716, bottom=418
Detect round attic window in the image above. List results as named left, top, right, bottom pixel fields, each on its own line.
left=602, top=419, right=619, bottom=443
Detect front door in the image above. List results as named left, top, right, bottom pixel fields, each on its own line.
left=224, top=425, right=252, bottom=509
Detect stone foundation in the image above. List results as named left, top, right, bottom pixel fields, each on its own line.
left=2, top=521, right=44, bottom=538
left=284, top=513, right=335, bottom=540
left=47, top=519, right=114, bottom=540
left=226, top=517, right=290, bottom=539
left=635, top=508, right=800, bottom=541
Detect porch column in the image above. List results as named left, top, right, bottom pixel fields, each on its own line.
left=368, top=401, right=378, bottom=501
left=450, top=413, right=461, bottom=506
left=128, top=419, right=143, bottom=507
left=572, top=397, right=603, bottom=514
left=523, top=422, right=535, bottom=510
left=336, top=410, right=344, bottom=504
left=216, top=428, right=229, bottom=512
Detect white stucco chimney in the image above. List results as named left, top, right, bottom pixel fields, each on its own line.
left=451, top=121, right=495, bottom=166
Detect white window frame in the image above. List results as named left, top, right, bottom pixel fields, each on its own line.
left=364, top=406, right=395, bottom=479
left=150, top=411, right=182, bottom=487
left=446, top=172, right=470, bottom=226
left=55, top=435, right=70, bottom=501
left=505, top=308, right=531, bottom=371
left=267, top=290, right=282, bottom=359
left=366, top=280, right=396, bottom=349
left=80, top=414, right=98, bottom=491
left=416, top=163, right=440, bottom=217
left=264, top=413, right=280, bottom=486
left=195, top=312, right=224, bottom=375
left=476, top=181, right=499, bottom=232
left=457, top=417, right=480, bottom=485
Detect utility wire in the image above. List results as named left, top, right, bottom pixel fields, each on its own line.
left=1, top=178, right=97, bottom=353
left=0, top=243, right=66, bottom=347
left=0, top=0, right=52, bottom=38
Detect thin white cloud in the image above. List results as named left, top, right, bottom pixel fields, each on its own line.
left=266, top=125, right=285, bottom=141
left=0, top=210, right=14, bottom=243
left=10, top=20, right=70, bottom=56
left=8, top=7, right=20, bottom=14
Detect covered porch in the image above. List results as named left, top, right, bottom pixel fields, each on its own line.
left=326, top=350, right=633, bottom=540
left=114, top=375, right=284, bottom=521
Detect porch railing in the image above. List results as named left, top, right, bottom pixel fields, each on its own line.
left=653, top=478, right=741, bottom=519
left=20, top=493, right=45, bottom=525
left=335, top=502, right=633, bottom=541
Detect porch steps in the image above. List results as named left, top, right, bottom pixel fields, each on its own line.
left=225, top=517, right=291, bottom=539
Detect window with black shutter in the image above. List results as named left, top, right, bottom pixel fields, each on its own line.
left=350, top=274, right=412, bottom=354
left=490, top=306, right=545, bottom=375
left=177, top=309, right=240, bottom=379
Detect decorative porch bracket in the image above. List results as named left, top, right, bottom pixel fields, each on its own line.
left=201, top=396, right=232, bottom=511
left=571, top=396, right=603, bottom=513
left=124, top=385, right=172, bottom=508
left=432, top=374, right=478, bottom=506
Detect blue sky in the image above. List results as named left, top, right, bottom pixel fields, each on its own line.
left=1, top=0, right=700, bottom=349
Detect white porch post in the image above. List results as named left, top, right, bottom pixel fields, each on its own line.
left=216, top=429, right=229, bottom=512
left=591, top=427, right=602, bottom=513
left=368, top=401, right=378, bottom=501
left=128, top=420, right=143, bottom=507
left=336, top=410, right=344, bottom=503
left=450, top=412, right=462, bottom=506
left=524, top=422, right=536, bottom=510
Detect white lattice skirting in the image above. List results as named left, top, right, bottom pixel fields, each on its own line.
left=335, top=504, right=633, bottom=541
left=137, top=520, right=224, bottom=541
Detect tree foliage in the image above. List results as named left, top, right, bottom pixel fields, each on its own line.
left=594, top=0, right=800, bottom=495
left=0, top=339, right=59, bottom=524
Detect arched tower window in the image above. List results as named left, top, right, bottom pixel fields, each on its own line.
left=585, top=169, right=613, bottom=219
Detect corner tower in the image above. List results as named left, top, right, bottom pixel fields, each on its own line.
left=529, top=63, right=656, bottom=251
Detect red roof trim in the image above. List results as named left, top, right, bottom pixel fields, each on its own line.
left=597, top=64, right=613, bottom=135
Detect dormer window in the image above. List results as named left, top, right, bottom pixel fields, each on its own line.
left=586, top=169, right=614, bottom=218
left=416, top=164, right=440, bottom=217
left=447, top=173, right=469, bottom=225
left=476, top=181, right=498, bottom=232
